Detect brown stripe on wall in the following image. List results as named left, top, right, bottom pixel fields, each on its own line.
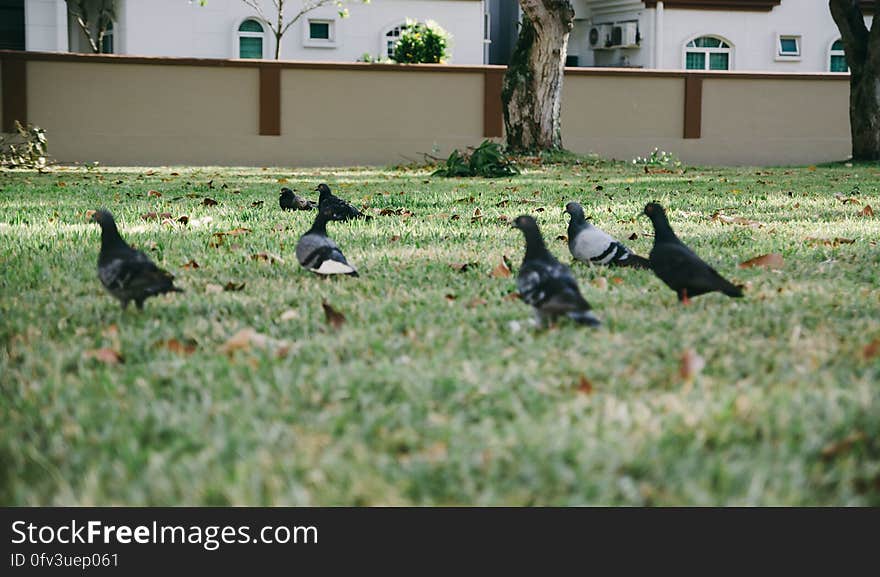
left=1, top=56, right=27, bottom=132
left=259, top=66, right=281, bottom=136
left=683, top=75, right=703, bottom=139
left=483, top=69, right=504, bottom=138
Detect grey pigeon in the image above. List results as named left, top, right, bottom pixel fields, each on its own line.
left=296, top=207, right=359, bottom=277
left=643, top=202, right=743, bottom=304
left=279, top=187, right=315, bottom=211
left=316, top=183, right=372, bottom=221
left=90, top=209, right=183, bottom=310
left=512, top=215, right=600, bottom=327
left=565, top=201, right=650, bottom=269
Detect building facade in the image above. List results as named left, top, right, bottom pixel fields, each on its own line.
left=566, top=0, right=873, bottom=72
left=10, top=0, right=487, bottom=64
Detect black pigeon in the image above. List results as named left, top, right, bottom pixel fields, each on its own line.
left=643, top=202, right=743, bottom=304
left=512, top=215, right=600, bottom=327
left=296, top=207, right=359, bottom=277
left=90, top=209, right=183, bottom=310
left=279, top=187, right=315, bottom=211
left=565, top=201, right=650, bottom=269
left=316, top=183, right=372, bottom=221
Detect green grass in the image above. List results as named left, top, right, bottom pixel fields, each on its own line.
left=1, top=160, right=879, bottom=506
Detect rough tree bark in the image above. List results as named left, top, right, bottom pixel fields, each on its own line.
left=829, top=0, right=880, bottom=160
left=502, top=0, right=575, bottom=153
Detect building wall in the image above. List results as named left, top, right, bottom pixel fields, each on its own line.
left=117, top=0, right=485, bottom=64
left=572, top=0, right=871, bottom=72
left=0, top=52, right=851, bottom=167
left=24, top=0, right=67, bottom=52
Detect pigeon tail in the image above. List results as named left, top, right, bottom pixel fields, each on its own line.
left=567, top=309, right=601, bottom=327
left=619, top=253, right=652, bottom=269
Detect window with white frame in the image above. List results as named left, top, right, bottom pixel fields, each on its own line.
left=303, top=18, right=337, bottom=47
left=100, top=22, right=114, bottom=53
left=776, top=34, right=801, bottom=60
left=684, top=36, right=731, bottom=70
left=237, top=19, right=265, bottom=59
left=384, top=24, right=410, bottom=59
left=830, top=39, right=847, bottom=72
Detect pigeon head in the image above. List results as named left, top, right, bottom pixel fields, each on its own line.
left=280, top=187, right=294, bottom=197
left=513, top=215, right=550, bottom=259
left=89, top=209, right=115, bottom=226
left=512, top=215, right=538, bottom=231
left=643, top=202, right=667, bottom=220
left=315, top=183, right=332, bottom=198
left=564, top=201, right=587, bottom=222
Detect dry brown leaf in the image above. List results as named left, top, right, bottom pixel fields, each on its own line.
left=860, top=205, right=874, bottom=217
left=177, top=215, right=189, bottom=225
left=821, top=432, right=866, bottom=460
left=805, top=237, right=855, bottom=247
left=577, top=375, right=594, bottom=395
left=322, top=300, right=346, bottom=330
left=449, top=214, right=460, bottom=221
left=471, top=208, right=483, bottom=222
left=277, top=177, right=288, bottom=184
left=389, top=234, right=401, bottom=242
left=251, top=200, right=264, bottom=208
left=224, top=282, right=246, bottom=292
left=450, top=262, right=478, bottom=272
left=679, top=349, right=705, bottom=383
left=250, top=252, right=283, bottom=264
left=862, top=339, right=880, bottom=361
left=711, top=211, right=763, bottom=227
left=739, top=253, right=784, bottom=270
left=202, top=197, right=219, bottom=206
left=84, top=209, right=97, bottom=220
left=503, top=292, right=521, bottom=302
left=467, top=297, right=488, bottom=308
left=141, top=212, right=158, bottom=221
left=611, top=277, right=624, bottom=285
left=556, top=234, right=567, bottom=242
left=148, top=190, right=162, bottom=198
left=628, top=232, right=638, bottom=240
left=83, top=347, right=123, bottom=365
left=182, top=259, right=200, bottom=270
left=156, top=338, right=197, bottom=355
left=491, top=256, right=512, bottom=278
left=444, top=293, right=457, bottom=302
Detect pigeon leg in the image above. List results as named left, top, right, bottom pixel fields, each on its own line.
left=680, top=289, right=691, bottom=306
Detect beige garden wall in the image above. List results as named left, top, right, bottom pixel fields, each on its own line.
left=0, top=51, right=854, bottom=167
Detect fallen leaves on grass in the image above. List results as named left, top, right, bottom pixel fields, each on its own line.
left=679, top=349, right=705, bottom=384
left=141, top=212, right=173, bottom=221
left=155, top=338, right=197, bottom=355
left=805, top=237, right=855, bottom=247
left=148, top=190, right=162, bottom=198
left=444, top=293, right=457, bottom=303
left=322, top=300, right=346, bottom=330
left=491, top=256, right=512, bottom=278
left=503, top=292, right=521, bottom=301
left=182, top=259, right=200, bottom=270
left=389, top=234, right=401, bottom=242
left=250, top=252, right=284, bottom=264
left=450, top=262, right=478, bottom=272
left=224, top=282, right=246, bottom=292
left=467, top=297, right=488, bottom=308
left=739, top=253, right=784, bottom=270
left=83, top=347, right=123, bottom=365
left=821, top=432, right=866, bottom=461
left=251, top=200, right=264, bottom=208
left=202, top=197, right=219, bottom=206
left=471, top=208, right=483, bottom=222
left=576, top=375, right=594, bottom=395
left=378, top=208, right=414, bottom=217
left=177, top=215, right=189, bottom=225
left=711, top=211, right=763, bottom=228
left=219, top=328, right=292, bottom=357
left=210, top=227, right=251, bottom=247
left=862, top=339, right=880, bottom=361
left=860, top=205, right=874, bottom=217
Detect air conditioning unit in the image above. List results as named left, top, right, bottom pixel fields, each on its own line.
left=610, top=22, right=639, bottom=48
left=588, top=24, right=612, bottom=50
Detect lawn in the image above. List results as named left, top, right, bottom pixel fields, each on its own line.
left=1, top=159, right=878, bottom=506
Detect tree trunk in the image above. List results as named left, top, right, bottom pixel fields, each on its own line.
left=830, top=0, right=880, bottom=160
left=502, top=0, right=574, bottom=153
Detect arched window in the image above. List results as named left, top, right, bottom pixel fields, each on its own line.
left=383, top=23, right=410, bottom=59
left=830, top=39, right=847, bottom=72
left=237, top=19, right=265, bottom=59
left=684, top=36, right=731, bottom=70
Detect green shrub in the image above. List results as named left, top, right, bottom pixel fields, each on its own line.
left=1, top=121, right=48, bottom=170
left=392, top=20, right=450, bottom=64
left=433, top=140, right=519, bottom=178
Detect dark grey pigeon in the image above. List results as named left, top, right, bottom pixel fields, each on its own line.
left=643, top=202, right=743, bottom=304
left=279, top=187, right=315, bottom=211
left=565, top=201, right=650, bottom=269
left=512, top=215, right=600, bottom=328
left=90, top=209, right=183, bottom=310
left=296, top=207, right=359, bottom=277
left=316, top=183, right=372, bottom=222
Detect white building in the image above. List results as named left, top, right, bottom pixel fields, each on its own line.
left=12, top=0, right=487, bottom=64
left=565, top=0, right=872, bottom=72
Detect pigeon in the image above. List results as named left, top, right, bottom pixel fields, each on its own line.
left=279, top=187, right=315, bottom=211
left=316, top=183, right=372, bottom=221
left=512, top=215, right=600, bottom=328
left=296, top=207, right=359, bottom=277
left=565, top=201, right=650, bottom=269
left=90, top=209, right=183, bottom=310
left=643, top=202, right=743, bottom=304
